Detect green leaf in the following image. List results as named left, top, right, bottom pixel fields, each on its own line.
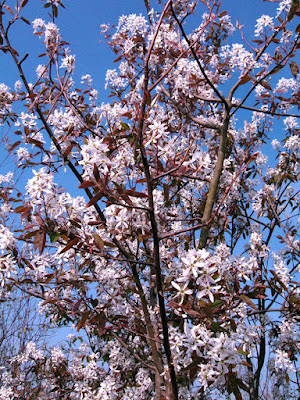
left=120, top=122, right=130, bottom=131
left=50, top=233, right=60, bottom=243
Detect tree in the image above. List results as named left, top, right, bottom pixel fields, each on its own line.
left=0, top=0, right=299, bottom=398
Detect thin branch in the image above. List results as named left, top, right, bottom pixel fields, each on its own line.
left=153, top=139, right=193, bottom=180
left=159, top=85, right=220, bottom=130
left=111, top=327, right=156, bottom=372
left=170, top=0, right=228, bottom=108
left=136, top=1, right=179, bottom=397
left=148, top=3, right=218, bottom=93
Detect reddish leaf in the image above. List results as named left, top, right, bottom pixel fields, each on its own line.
left=76, top=311, right=90, bottom=331
left=3, top=5, right=14, bottom=15
left=270, top=65, right=284, bottom=75
left=86, top=191, right=104, bottom=207
left=237, top=74, right=251, bottom=86
left=290, top=61, right=299, bottom=78
left=21, top=16, right=30, bottom=25
left=78, top=180, right=96, bottom=189
left=21, top=258, right=35, bottom=270
left=8, top=140, right=21, bottom=152
left=72, top=299, right=82, bottom=316
left=124, top=189, right=149, bottom=198
left=63, top=143, right=74, bottom=158
left=93, top=163, right=100, bottom=182
left=20, top=0, right=29, bottom=8
left=60, top=238, right=80, bottom=254
left=88, top=220, right=105, bottom=226
left=34, top=230, right=46, bottom=254
left=260, top=80, right=272, bottom=90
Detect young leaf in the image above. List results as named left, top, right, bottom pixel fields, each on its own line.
left=290, top=61, right=299, bottom=78
left=239, top=295, right=258, bottom=310
left=60, top=238, right=80, bottom=254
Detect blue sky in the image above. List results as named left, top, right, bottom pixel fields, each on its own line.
left=1, top=0, right=297, bottom=205
left=0, top=0, right=278, bottom=97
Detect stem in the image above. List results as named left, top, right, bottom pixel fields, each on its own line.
left=199, top=111, right=230, bottom=249
left=135, top=2, right=179, bottom=398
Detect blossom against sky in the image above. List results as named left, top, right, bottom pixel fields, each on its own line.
left=0, top=0, right=282, bottom=97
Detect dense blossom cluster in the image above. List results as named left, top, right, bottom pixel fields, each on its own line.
left=0, top=0, right=299, bottom=399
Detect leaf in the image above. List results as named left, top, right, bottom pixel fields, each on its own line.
left=218, top=10, right=228, bottom=17
left=260, top=80, right=272, bottom=90
left=237, top=74, right=251, bottom=86
left=296, top=23, right=300, bottom=33
left=21, top=16, right=30, bottom=25
left=34, top=230, right=46, bottom=255
left=240, top=294, right=258, bottom=310
left=120, top=122, right=130, bottom=131
left=27, top=138, right=45, bottom=149
left=22, top=258, right=35, bottom=270
left=88, top=220, right=105, bottom=226
left=163, top=183, right=169, bottom=202
left=86, top=191, right=104, bottom=207
left=93, top=163, right=100, bottom=182
left=209, top=300, right=223, bottom=309
left=53, top=4, right=58, bottom=18
left=289, top=61, right=299, bottom=78
left=63, top=143, right=74, bottom=158
left=288, top=0, right=299, bottom=21
left=241, top=360, right=252, bottom=368
left=136, top=177, right=147, bottom=183
left=50, top=233, right=60, bottom=243
left=8, top=141, right=21, bottom=152
left=270, top=64, right=284, bottom=75
left=45, top=273, right=55, bottom=283
left=78, top=180, right=95, bottom=189
left=124, top=189, right=149, bottom=198
left=14, top=205, right=29, bottom=213
left=76, top=311, right=90, bottom=331
left=3, top=5, right=14, bottom=15
left=72, top=299, right=82, bottom=316
left=93, top=233, right=104, bottom=250
left=60, top=238, right=80, bottom=254
left=270, top=270, right=287, bottom=290
left=90, top=298, right=98, bottom=308
left=20, top=0, right=29, bottom=7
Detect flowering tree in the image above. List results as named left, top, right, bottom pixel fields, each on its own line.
left=0, top=0, right=299, bottom=398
